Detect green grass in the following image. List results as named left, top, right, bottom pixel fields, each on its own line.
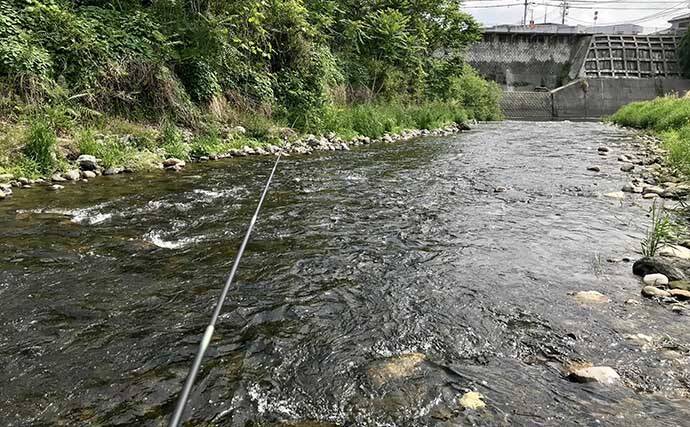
left=611, top=96, right=690, bottom=177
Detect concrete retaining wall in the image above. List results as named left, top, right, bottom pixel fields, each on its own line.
left=552, top=78, right=690, bottom=120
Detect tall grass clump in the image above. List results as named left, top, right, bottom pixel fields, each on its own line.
left=23, top=121, right=58, bottom=175
left=641, top=201, right=677, bottom=257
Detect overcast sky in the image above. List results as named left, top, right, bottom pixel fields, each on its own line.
left=463, top=1, right=690, bottom=33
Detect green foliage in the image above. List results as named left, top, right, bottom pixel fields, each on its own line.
left=23, top=120, right=58, bottom=174
left=641, top=200, right=677, bottom=257
left=160, top=122, right=190, bottom=160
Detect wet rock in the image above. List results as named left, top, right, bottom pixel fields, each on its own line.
left=81, top=171, right=97, bottom=179
left=598, top=146, right=611, bottom=153
left=18, top=177, right=29, bottom=185
left=642, top=185, right=664, bottom=196
left=0, top=190, right=6, bottom=199
left=670, top=289, right=690, bottom=300
left=642, top=286, right=671, bottom=298
left=77, top=154, right=98, bottom=171
left=633, top=257, right=687, bottom=281
left=618, top=154, right=633, bottom=162
left=622, top=184, right=642, bottom=193
left=643, top=193, right=659, bottom=200
left=643, top=273, right=669, bottom=287
left=0, top=184, right=12, bottom=196
left=625, top=299, right=641, bottom=305
left=658, top=245, right=690, bottom=260
left=63, top=169, right=81, bottom=181
left=672, top=304, right=687, bottom=313
left=624, top=333, right=654, bottom=347
left=662, top=184, right=690, bottom=200
left=669, top=280, right=690, bottom=291
left=367, top=353, right=425, bottom=386
left=103, top=167, right=124, bottom=176
left=587, top=166, right=601, bottom=172
left=459, top=392, right=486, bottom=410
left=163, top=158, right=185, bottom=168
left=605, top=191, right=625, bottom=200
left=568, top=366, right=620, bottom=385
left=621, top=164, right=635, bottom=172
left=50, top=184, right=64, bottom=191
left=51, top=174, right=67, bottom=182
left=573, top=291, right=609, bottom=304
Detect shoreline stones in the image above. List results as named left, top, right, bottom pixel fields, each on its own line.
left=643, top=274, right=669, bottom=287
left=642, top=286, right=671, bottom=298
left=0, top=123, right=467, bottom=201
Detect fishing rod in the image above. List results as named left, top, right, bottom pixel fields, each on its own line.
left=168, top=154, right=281, bottom=427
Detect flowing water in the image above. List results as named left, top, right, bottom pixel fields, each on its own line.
left=2, top=121, right=690, bottom=426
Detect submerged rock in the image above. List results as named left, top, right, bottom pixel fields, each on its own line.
left=0, top=190, right=6, bottom=199
left=621, top=164, right=635, bottom=172
left=50, top=184, right=64, bottom=191
left=568, top=366, right=620, bottom=385
left=598, top=146, right=611, bottom=153
left=642, top=286, right=671, bottom=298
left=633, top=257, right=687, bottom=281
left=63, top=169, right=81, bottom=181
left=643, top=273, right=669, bottom=287
left=573, top=291, right=609, bottom=304
left=587, top=166, right=601, bottom=172
left=459, top=392, right=486, bottom=410
left=367, top=353, right=425, bottom=386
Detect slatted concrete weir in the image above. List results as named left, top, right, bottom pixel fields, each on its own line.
left=583, top=35, right=681, bottom=78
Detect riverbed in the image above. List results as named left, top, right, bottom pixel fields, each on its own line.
left=1, top=121, right=689, bottom=426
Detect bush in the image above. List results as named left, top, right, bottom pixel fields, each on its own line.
left=23, top=121, right=58, bottom=174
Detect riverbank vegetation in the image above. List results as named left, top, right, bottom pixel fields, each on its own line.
left=611, top=96, right=690, bottom=177
left=0, top=0, right=501, bottom=180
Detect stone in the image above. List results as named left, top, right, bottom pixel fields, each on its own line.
left=0, top=190, right=5, bottom=199
left=587, top=166, right=601, bottom=172
left=598, top=146, right=611, bottom=153
left=633, top=257, right=687, bottom=281
left=63, top=169, right=80, bottom=181
left=618, top=155, right=633, bottom=162
left=621, top=164, right=635, bottom=172
left=642, top=286, right=671, bottom=298
left=670, top=289, right=690, bottom=300
left=81, top=171, right=97, bottom=179
left=622, top=184, right=642, bottom=193
left=367, top=353, right=425, bottom=386
left=643, top=273, right=669, bottom=287
left=642, top=185, right=664, bottom=196
left=163, top=158, right=185, bottom=168
left=459, top=392, right=486, bottom=410
left=658, top=245, right=690, bottom=260
left=625, top=299, right=641, bottom=305
left=662, top=184, right=690, bottom=200
left=573, top=291, right=609, bottom=304
left=672, top=305, right=686, bottom=313
left=76, top=154, right=98, bottom=171
left=51, top=174, right=67, bottom=182
left=669, top=280, right=690, bottom=291
left=605, top=191, right=625, bottom=200
left=624, top=333, right=654, bottom=346
left=568, top=366, right=620, bottom=385
left=643, top=193, right=659, bottom=200
left=17, top=177, right=29, bottom=185
left=104, top=167, right=125, bottom=176
left=50, top=184, right=64, bottom=191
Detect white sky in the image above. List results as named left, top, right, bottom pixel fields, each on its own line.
left=463, top=1, right=690, bottom=33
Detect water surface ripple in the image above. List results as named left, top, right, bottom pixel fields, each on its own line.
left=2, top=121, right=690, bottom=426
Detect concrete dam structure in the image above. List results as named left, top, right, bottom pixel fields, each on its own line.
left=467, top=30, right=690, bottom=120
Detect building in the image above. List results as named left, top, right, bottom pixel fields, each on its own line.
left=668, top=13, right=690, bottom=34
left=483, top=23, right=642, bottom=35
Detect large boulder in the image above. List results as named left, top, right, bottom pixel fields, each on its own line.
left=568, top=366, right=620, bottom=385
left=633, top=257, right=688, bottom=281
left=76, top=154, right=98, bottom=171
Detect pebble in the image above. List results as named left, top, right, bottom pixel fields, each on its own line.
left=0, top=190, right=5, bottom=199
left=643, top=273, right=669, bottom=287
left=622, top=183, right=642, bottom=193
left=50, top=184, right=64, bottom=191
left=598, top=146, right=611, bottom=153
left=621, top=164, right=635, bottom=172
left=568, top=366, right=620, bottom=385
left=642, top=185, right=664, bottom=195
left=642, top=286, right=671, bottom=298
left=51, top=174, right=67, bottom=182
left=587, top=166, right=601, bottom=172
left=605, top=191, right=625, bottom=200
left=625, top=299, right=641, bottom=305
left=643, top=193, right=659, bottom=200
left=573, top=291, right=609, bottom=304
left=459, top=392, right=486, bottom=410
left=104, top=167, right=125, bottom=176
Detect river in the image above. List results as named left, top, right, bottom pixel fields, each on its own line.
left=2, top=121, right=690, bottom=426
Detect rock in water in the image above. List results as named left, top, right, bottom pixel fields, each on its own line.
left=643, top=274, right=669, bottom=287
left=587, top=166, right=601, bottom=172
left=670, top=289, right=690, bottom=300
left=598, top=146, right=611, bottom=153
left=568, top=366, right=620, bottom=385
left=77, top=154, right=98, bottom=171
left=63, top=169, right=81, bottom=181
left=633, top=257, right=687, bottom=281
left=0, top=190, right=5, bottom=199
left=658, top=245, right=690, bottom=260
left=621, top=164, right=635, bottom=172
left=50, top=184, right=64, bottom=191
left=459, top=392, right=486, bottom=410
left=573, top=291, right=609, bottom=304
left=367, top=353, right=425, bottom=386
left=605, top=191, right=625, bottom=200
left=51, top=174, right=67, bottom=182
left=642, top=286, right=671, bottom=298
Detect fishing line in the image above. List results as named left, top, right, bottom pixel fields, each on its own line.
left=168, top=154, right=281, bottom=427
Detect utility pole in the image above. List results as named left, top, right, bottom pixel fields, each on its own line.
left=523, top=0, right=528, bottom=26
left=561, top=0, right=569, bottom=25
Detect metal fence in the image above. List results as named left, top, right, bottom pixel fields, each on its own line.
left=500, top=91, right=553, bottom=120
